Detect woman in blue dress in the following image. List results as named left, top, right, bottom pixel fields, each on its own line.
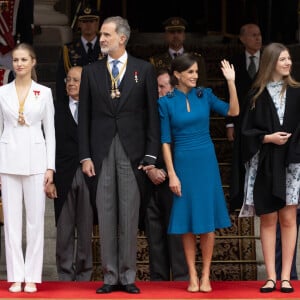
left=158, top=53, right=239, bottom=292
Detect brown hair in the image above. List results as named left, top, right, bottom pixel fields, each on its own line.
left=12, top=43, right=38, bottom=81
left=251, top=42, right=300, bottom=106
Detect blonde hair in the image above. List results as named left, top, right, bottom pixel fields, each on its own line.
left=251, top=43, right=300, bottom=106
left=12, top=43, right=38, bottom=81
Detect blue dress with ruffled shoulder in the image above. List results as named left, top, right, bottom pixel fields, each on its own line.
left=158, top=87, right=231, bottom=234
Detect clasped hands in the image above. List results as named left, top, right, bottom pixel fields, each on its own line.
left=145, top=167, right=167, bottom=185
left=264, top=131, right=292, bottom=145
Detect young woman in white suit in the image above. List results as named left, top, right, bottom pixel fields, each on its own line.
left=0, top=43, right=55, bottom=293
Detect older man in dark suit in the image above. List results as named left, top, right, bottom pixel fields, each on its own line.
left=47, top=66, right=94, bottom=281
left=228, top=23, right=262, bottom=212
left=225, top=23, right=262, bottom=142
left=78, top=16, right=160, bottom=294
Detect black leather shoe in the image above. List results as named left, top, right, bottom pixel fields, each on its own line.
left=96, top=284, right=119, bottom=294
left=122, top=283, right=140, bottom=294
left=280, top=280, right=294, bottom=293
left=260, top=279, right=276, bottom=293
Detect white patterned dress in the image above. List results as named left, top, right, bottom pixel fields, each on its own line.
left=240, top=81, right=300, bottom=217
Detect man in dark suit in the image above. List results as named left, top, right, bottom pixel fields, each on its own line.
left=149, top=17, right=207, bottom=86
left=78, top=16, right=160, bottom=294
left=229, top=23, right=262, bottom=211
left=46, top=66, right=94, bottom=281
left=55, top=6, right=102, bottom=102
left=225, top=23, right=262, bottom=142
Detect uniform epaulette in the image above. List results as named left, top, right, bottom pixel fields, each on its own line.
left=63, top=44, right=72, bottom=74
left=151, top=52, right=170, bottom=61
left=192, top=52, right=202, bottom=57
left=149, top=56, right=155, bottom=65
left=149, top=52, right=172, bottom=70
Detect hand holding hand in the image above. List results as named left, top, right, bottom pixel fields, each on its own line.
left=147, top=168, right=167, bottom=185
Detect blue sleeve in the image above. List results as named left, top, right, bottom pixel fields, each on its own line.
left=205, top=88, right=229, bottom=116
left=158, top=98, right=172, bottom=144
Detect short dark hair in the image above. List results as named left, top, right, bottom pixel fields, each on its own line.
left=156, top=68, right=171, bottom=78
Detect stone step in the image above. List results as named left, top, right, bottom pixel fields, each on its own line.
left=33, top=26, right=72, bottom=47
left=34, top=45, right=62, bottom=63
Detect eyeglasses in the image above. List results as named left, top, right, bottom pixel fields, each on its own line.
left=65, top=77, right=81, bottom=84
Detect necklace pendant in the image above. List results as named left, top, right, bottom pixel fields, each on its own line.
left=111, top=90, right=116, bottom=99
left=18, top=116, right=25, bottom=125
left=18, top=112, right=25, bottom=125
left=115, top=88, right=121, bottom=98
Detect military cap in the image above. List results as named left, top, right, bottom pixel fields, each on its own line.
left=163, top=17, right=188, bottom=31
left=77, top=6, right=100, bottom=21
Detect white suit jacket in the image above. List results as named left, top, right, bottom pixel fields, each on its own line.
left=0, top=80, right=55, bottom=175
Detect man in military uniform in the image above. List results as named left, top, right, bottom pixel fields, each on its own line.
left=149, top=17, right=207, bottom=86
left=56, top=6, right=102, bottom=102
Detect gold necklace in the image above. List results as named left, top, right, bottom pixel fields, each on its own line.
left=107, top=59, right=127, bottom=99
left=17, top=87, right=30, bottom=125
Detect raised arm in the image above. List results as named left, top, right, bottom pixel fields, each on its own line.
left=220, top=59, right=239, bottom=117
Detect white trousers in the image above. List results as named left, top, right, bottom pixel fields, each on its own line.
left=1, top=173, right=45, bottom=283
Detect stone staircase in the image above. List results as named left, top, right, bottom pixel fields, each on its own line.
left=0, top=37, right=258, bottom=282
left=1, top=28, right=300, bottom=281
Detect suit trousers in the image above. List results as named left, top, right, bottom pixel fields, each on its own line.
left=145, top=181, right=188, bottom=281
left=1, top=173, right=45, bottom=283
left=56, top=167, right=93, bottom=281
left=96, top=134, right=140, bottom=285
